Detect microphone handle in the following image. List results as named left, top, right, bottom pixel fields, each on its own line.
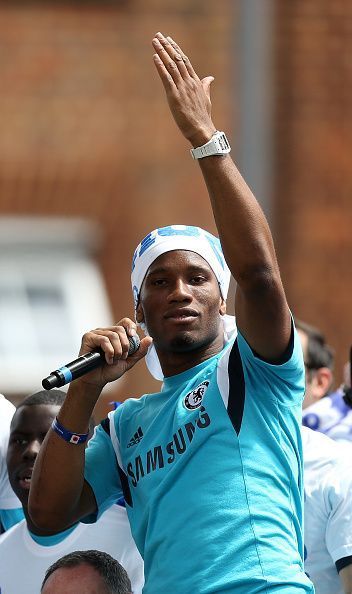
left=42, top=335, right=140, bottom=390
left=42, top=351, right=103, bottom=390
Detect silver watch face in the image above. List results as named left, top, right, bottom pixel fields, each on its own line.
left=190, top=132, right=231, bottom=159
left=217, top=133, right=230, bottom=151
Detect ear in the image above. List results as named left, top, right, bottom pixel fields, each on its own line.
left=219, top=298, right=227, bottom=316
left=310, top=367, right=333, bottom=401
left=136, top=302, right=144, bottom=324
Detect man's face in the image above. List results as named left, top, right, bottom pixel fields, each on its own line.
left=6, top=404, right=61, bottom=507
left=41, top=564, right=111, bottom=594
left=297, top=329, right=331, bottom=409
left=136, top=250, right=226, bottom=354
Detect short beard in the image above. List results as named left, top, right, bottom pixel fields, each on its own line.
left=168, top=333, right=197, bottom=352
left=167, top=328, right=218, bottom=354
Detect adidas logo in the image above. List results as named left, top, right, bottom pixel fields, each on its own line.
left=127, top=427, right=144, bottom=448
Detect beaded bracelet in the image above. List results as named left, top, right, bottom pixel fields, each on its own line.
left=52, top=417, right=89, bottom=445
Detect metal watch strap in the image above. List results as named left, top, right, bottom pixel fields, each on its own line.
left=190, top=131, right=231, bottom=160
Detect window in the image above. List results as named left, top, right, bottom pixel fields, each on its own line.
left=0, top=217, right=113, bottom=396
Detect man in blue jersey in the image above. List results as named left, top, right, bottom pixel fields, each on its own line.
left=29, top=33, right=313, bottom=593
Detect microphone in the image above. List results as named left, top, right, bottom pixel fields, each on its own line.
left=42, top=335, right=140, bottom=390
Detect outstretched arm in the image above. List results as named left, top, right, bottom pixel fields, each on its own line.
left=29, top=320, right=152, bottom=531
left=152, top=32, right=291, bottom=361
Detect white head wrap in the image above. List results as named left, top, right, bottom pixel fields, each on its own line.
left=131, top=225, right=237, bottom=380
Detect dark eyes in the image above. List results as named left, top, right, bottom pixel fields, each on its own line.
left=10, top=437, right=28, bottom=446
left=152, top=279, right=168, bottom=286
left=191, top=276, right=206, bottom=284
left=151, top=276, right=207, bottom=287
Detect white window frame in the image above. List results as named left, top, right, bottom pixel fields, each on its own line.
left=0, top=217, right=114, bottom=395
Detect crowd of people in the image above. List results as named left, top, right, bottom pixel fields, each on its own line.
left=0, top=390, right=144, bottom=593
left=0, top=32, right=351, bottom=594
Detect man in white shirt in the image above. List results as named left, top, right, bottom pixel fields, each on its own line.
left=0, top=393, right=24, bottom=531
left=0, top=390, right=144, bottom=594
left=297, top=319, right=352, bottom=443
left=303, top=426, right=352, bottom=594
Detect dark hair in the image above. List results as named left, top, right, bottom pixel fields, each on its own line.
left=295, top=319, right=334, bottom=371
left=17, top=390, right=66, bottom=410
left=13, top=389, right=96, bottom=438
left=41, top=549, right=132, bottom=593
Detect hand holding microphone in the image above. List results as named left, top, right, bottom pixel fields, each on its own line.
left=42, top=319, right=153, bottom=390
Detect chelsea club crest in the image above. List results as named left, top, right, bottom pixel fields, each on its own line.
left=184, top=381, right=210, bottom=410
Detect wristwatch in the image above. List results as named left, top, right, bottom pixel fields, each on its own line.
left=190, top=131, right=231, bottom=160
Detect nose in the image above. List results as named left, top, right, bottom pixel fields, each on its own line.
left=23, top=439, right=41, bottom=461
left=167, top=278, right=192, bottom=303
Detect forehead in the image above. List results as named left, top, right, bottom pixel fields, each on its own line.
left=43, top=564, right=107, bottom=594
left=146, top=249, right=215, bottom=275
left=11, top=404, right=60, bottom=434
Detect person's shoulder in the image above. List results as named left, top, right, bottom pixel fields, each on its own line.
left=236, top=322, right=302, bottom=368
left=0, top=394, right=15, bottom=425
left=302, top=426, right=352, bottom=472
left=0, top=517, right=25, bottom=546
left=302, top=399, right=331, bottom=423
left=328, top=389, right=351, bottom=413
left=303, top=389, right=352, bottom=433
left=235, top=323, right=304, bottom=398
left=0, top=395, right=16, bottom=453
left=302, top=425, right=334, bottom=451
left=305, top=390, right=346, bottom=415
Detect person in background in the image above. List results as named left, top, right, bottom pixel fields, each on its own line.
left=41, top=549, right=132, bottom=594
left=296, top=320, right=352, bottom=591
left=0, top=390, right=144, bottom=594
left=303, top=426, right=352, bottom=594
left=297, top=319, right=352, bottom=442
left=296, top=319, right=334, bottom=409
left=0, top=393, right=24, bottom=532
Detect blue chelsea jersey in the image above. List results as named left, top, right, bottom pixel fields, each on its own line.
left=84, top=328, right=313, bottom=594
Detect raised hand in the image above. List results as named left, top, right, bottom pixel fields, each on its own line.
left=152, top=32, right=216, bottom=147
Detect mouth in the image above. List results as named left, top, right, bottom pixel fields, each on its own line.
left=18, top=468, right=33, bottom=490
left=164, top=309, right=199, bottom=323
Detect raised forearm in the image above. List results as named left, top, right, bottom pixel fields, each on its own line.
left=197, top=153, right=279, bottom=287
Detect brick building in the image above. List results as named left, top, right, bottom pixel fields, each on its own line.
left=0, top=1, right=350, bottom=414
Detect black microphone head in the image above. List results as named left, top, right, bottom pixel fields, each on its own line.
left=128, top=335, right=140, bottom=356
left=42, top=374, right=61, bottom=390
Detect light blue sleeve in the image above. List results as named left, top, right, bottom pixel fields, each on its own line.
left=0, top=507, right=24, bottom=531
left=83, top=421, right=123, bottom=522
left=236, top=322, right=305, bottom=407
